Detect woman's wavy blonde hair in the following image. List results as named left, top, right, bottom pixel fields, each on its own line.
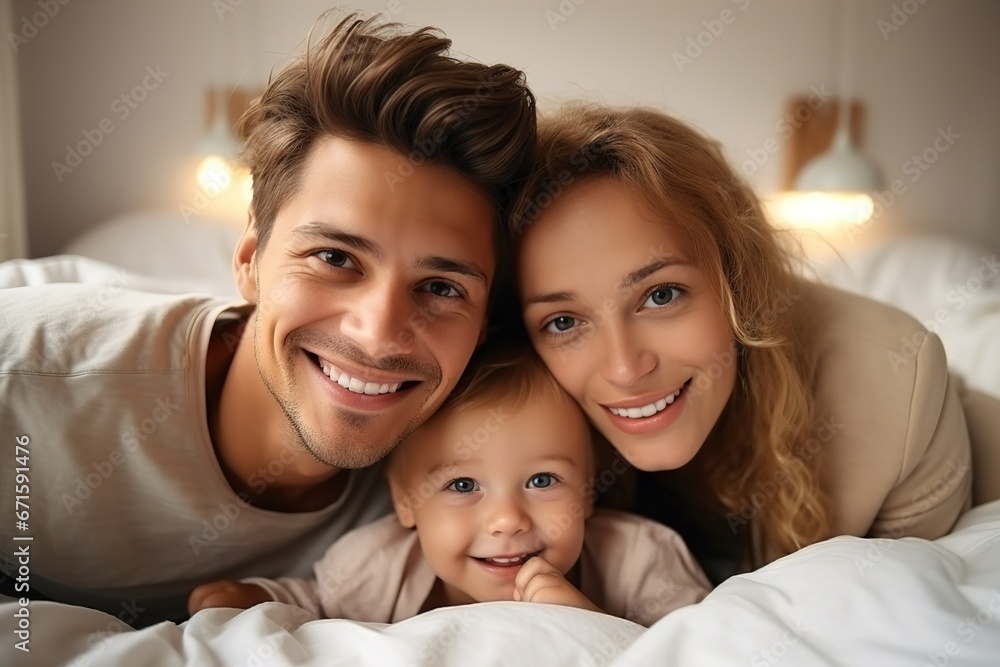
left=509, top=104, right=830, bottom=559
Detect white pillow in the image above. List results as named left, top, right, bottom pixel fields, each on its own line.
left=813, top=234, right=1000, bottom=398
left=62, top=209, right=243, bottom=299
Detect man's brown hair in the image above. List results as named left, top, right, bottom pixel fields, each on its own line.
left=237, top=12, right=536, bottom=251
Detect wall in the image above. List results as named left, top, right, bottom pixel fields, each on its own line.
left=11, top=0, right=1000, bottom=257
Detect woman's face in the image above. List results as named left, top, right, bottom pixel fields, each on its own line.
left=518, top=177, right=738, bottom=472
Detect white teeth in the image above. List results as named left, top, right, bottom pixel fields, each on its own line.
left=490, top=556, right=521, bottom=564
left=485, top=553, right=534, bottom=565
left=609, top=388, right=683, bottom=419
left=318, top=360, right=406, bottom=395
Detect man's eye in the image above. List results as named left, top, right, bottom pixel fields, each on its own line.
left=528, top=473, right=555, bottom=489
left=317, top=250, right=357, bottom=270
left=543, top=316, right=577, bottom=334
left=447, top=478, right=478, bottom=493
left=422, top=281, right=461, bottom=298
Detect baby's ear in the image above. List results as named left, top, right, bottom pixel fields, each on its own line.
left=387, top=471, right=416, bottom=528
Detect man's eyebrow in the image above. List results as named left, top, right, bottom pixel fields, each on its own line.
left=417, top=257, right=488, bottom=287
left=294, top=222, right=380, bottom=257
left=618, top=257, right=690, bottom=291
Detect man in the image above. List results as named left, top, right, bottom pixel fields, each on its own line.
left=0, top=13, right=535, bottom=627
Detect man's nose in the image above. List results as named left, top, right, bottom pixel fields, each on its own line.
left=339, top=280, right=417, bottom=358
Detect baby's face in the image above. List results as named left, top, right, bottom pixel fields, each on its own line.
left=390, top=391, right=593, bottom=605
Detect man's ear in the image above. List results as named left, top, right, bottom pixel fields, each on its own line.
left=387, top=470, right=416, bottom=528
left=234, top=216, right=259, bottom=303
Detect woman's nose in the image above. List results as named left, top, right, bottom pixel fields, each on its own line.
left=600, top=322, right=657, bottom=387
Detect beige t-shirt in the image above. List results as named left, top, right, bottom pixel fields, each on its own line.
left=0, top=284, right=391, bottom=626
left=247, top=509, right=711, bottom=626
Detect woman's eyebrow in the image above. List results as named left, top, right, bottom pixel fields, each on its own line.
left=523, top=290, right=579, bottom=306
left=618, top=257, right=690, bottom=291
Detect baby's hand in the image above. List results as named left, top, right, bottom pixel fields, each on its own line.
left=513, top=556, right=601, bottom=613
left=187, top=580, right=273, bottom=615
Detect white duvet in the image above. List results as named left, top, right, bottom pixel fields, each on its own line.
left=4, top=499, right=999, bottom=666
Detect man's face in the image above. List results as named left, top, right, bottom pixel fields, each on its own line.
left=235, top=135, right=496, bottom=469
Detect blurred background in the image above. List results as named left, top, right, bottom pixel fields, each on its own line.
left=3, top=0, right=998, bottom=259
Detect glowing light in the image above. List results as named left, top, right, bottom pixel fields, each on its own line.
left=196, top=156, right=233, bottom=195
left=764, top=191, right=874, bottom=229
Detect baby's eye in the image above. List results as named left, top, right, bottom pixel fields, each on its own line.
left=447, top=478, right=479, bottom=493
left=527, top=473, right=556, bottom=489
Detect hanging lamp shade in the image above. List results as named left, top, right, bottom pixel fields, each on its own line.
left=795, top=129, right=882, bottom=192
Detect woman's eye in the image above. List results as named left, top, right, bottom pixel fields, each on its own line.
left=543, top=316, right=577, bottom=334
left=448, top=478, right=478, bottom=493
left=317, top=249, right=357, bottom=270
left=643, top=286, right=681, bottom=308
left=422, top=281, right=461, bottom=298
left=528, top=473, right=555, bottom=489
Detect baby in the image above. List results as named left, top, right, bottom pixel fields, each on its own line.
left=189, top=343, right=710, bottom=625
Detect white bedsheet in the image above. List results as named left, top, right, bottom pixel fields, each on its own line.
left=4, top=499, right=999, bottom=666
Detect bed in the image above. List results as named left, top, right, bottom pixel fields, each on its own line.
left=2, top=212, right=999, bottom=666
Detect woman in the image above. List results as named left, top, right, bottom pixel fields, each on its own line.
left=511, top=104, right=991, bottom=581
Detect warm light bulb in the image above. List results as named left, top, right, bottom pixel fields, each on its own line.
left=764, top=192, right=874, bottom=229
left=196, top=156, right=233, bottom=195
